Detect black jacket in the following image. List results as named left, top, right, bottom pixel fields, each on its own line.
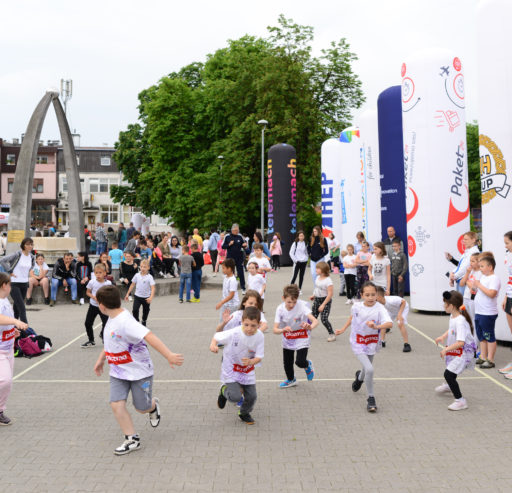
left=222, top=234, right=246, bottom=262
left=307, top=237, right=329, bottom=262
left=52, top=259, right=77, bottom=280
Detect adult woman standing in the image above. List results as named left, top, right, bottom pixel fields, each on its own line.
left=252, top=231, right=271, bottom=258
left=106, top=227, right=116, bottom=252
left=169, top=236, right=181, bottom=277
left=158, top=234, right=173, bottom=278
left=354, top=231, right=372, bottom=254
left=290, top=231, right=308, bottom=292
left=445, top=231, right=480, bottom=294
left=0, top=238, right=35, bottom=323
left=308, top=226, right=328, bottom=284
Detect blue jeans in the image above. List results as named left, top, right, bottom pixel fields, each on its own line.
left=96, top=242, right=107, bottom=255
left=191, top=270, right=202, bottom=299
left=179, top=273, right=192, bottom=301
left=51, top=278, right=77, bottom=300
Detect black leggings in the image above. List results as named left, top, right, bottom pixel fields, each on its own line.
left=133, top=295, right=150, bottom=323
left=85, top=304, right=109, bottom=342
left=444, top=369, right=462, bottom=399
left=311, top=296, right=334, bottom=334
left=272, top=255, right=281, bottom=270
left=11, top=282, right=28, bottom=324
left=291, top=261, right=307, bottom=289
left=283, top=348, right=309, bottom=381
left=344, top=274, right=356, bottom=300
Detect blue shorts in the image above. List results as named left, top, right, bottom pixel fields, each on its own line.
left=475, top=314, right=498, bottom=343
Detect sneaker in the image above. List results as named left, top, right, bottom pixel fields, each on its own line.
left=448, top=398, right=468, bottom=411
left=345, top=300, right=352, bottom=305
left=79, top=298, right=85, bottom=305
left=279, top=378, right=297, bottom=388
left=480, top=360, right=495, bottom=369
left=327, top=334, right=336, bottom=342
left=305, top=360, right=315, bottom=381
left=186, top=299, right=192, bottom=303
left=352, top=370, right=363, bottom=392
left=367, top=396, right=377, bottom=413
left=238, top=411, right=255, bottom=425
left=498, top=362, right=512, bottom=374
left=299, top=290, right=303, bottom=295
left=476, top=357, right=485, bottom=365
left=504, top=371, right=512, bottom=380
left=381, top=341, right=386, bottom=348
left=179, top=299, right=183, bottom=303
left=142, top=320, right=147, bottom=327
left=114, top=435, right=141, bottom=455
left=71, top=299, right=79, bottom=305
left=26, top=298, right=32, bottom=306
left=403, top=343, right=412, bottom=353
left=212, top=273, right=217, bottom=277
left=81, top=340, right=95, bottom=349
left=0, top=411, right=12, bottom=426
left=435, top=382, right=451, bottom=393
left=128, top=296, right=133, bottom=302
left=49, top=300, right=55, bottom=307
left=149, top=398, right=160, bottom=428
left=191, top=297, right=200, bottom=303
left=242, top=290, right=246, bottom=295
left=217, top=385, right=227, bottom=409
left=44, top=297, right=50, bottom=305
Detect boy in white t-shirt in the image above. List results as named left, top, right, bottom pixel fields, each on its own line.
left=247, top=261, right=266, bottom=301
left=216, top=259, right=239, bottom=321
left=274, top=284, right=319, bottom=388
left=125, top=259, right=155, bottom=327
left=81, top=263, right=112, bottom=348
left=210, top=306, right=264, bottom=425
left=251, top=244, right=272, bottom=275
left=93, top=285, right=183, bottom=455
left=375, top=286, right=411, bottom=352
left=473, top=254, right=501, bottom=369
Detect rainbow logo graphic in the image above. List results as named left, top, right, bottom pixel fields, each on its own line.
left=339, top=129, right=360, bottom=143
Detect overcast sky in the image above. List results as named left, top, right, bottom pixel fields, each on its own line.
left=0, top=0, right=479, bottom=147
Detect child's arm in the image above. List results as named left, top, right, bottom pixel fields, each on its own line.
left=435, top=330, right=449, bottom=345
left=273, top=322, right=292, bottom=335
left=144, top=331, right=184, bottom=368
left=368, top=262, right=373, bottom=280
left=124, top=282, right=135, bottom=301
left=259, top=321, right=268, bottom=332
left=335, top=315, right=352, bottom=335
left=367, top=320, right=393, bottom=331
left=397, top=300, right=407, bottom=322
left=210, top=336, right=220, bottom=352
left=303, top=312, right=319, bottom=330
left=215, top=291, right=234, bottom=310
left=385, top=264, right=391, bottom=295
left=260, top=282, right=266, bottom=297
left=147, top=284, right=155, bottom=304
left=440, top=340, right=464, bottom=358
left=86, top=288, right=94, bottom=302
left=473, top=279, right=498, bottom=298
left=0, top=314, right=27, bottom=333
left=94, top=350, right=107, bottom=376
left=400, top=253, right=408, bottom=280
left=216, top=309, right=233, bottom=332
left=319, top=284, right=333, bottom=312
left=241, top=356, right=262, bottom=367
left=459, top=267, right=471, bottom=287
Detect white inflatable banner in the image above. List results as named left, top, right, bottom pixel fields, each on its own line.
left=478, top=0, right=512, bottom=341
left=321, top=139, right=343, bottom=241
left=401, top=50, right=470, bottom=311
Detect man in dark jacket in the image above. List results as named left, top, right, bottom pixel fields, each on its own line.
left=50, top=252, right=78, bottom=306
left=222, top=223, right=248, bottom=293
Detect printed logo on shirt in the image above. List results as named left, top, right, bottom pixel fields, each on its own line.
left=233, top=364, right=255, bottom=373
left=446, top=348, right=463, bottom=357
left=284, top=329, right=309, bottom=340
left=105, top=351, right=133, bottom=365
left=356, top=334, right=380, bottom=345
left=1, top=328, right=16, bottom=341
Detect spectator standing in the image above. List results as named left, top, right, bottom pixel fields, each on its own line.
left=126, top=222, right=136, bottom=242
left=95, top=223, right=107, bottom=256
left=209, top=229, right=220, bottom=273
left=117, top=223, right=127, bottom=251
left=124, top=231, right=140, bottom=254
left=192, top=228, right=203, bottom=249
left=251, top=232, right=271, bottom=258
left=307, top=226, right=329, bottom=284
left=222, top=224, right=248, bottom=294
left=106, top=227, right=116, bottom=251
left=191, top=243, right=204, bottom=302
left=390, top=239, right=408, bottom=297
left=84, top=225, right=92, bottom=254
left=383, top=226, right=404, bottom=258
left=446, top=231, right=480, bottom=294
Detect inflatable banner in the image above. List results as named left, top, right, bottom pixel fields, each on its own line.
left=478, top=0, right=512, bottom=341
left=321, top=139, right=343, bottom=241
left=267, top=143, right=297, bottom=266
left=401, top=50, right=470, bottom=311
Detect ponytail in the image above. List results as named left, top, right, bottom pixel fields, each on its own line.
left=442, top=290, right=474, bottom=335
left=459, top=307, right=474, bottom=335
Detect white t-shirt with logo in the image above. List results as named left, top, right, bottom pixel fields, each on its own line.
left=474, top=274, right=501, bottom=315
left=313, top=276, right=333, bottom=298
left=0, top=298, right=15, bottom=351
left=505, top=251, right=512, bottom=298
left=247, top=273, right=266, bottom=298
left=250, top=256, right=271, bottom=275
left=33, top=262, right=49, bottom=277
left=103, top=309, right=153, bottom=381
left=224, top=309, right=267, bottom=331
left=214, top=326, right=264, bottom=385
left=131, top=273, right=156, bottom=299
left=383, top=296, right=409, bottom=324
left=87, top=279, right=112, bottom=307
left=274, top=300, right=312, bottom=350
left=222, top=275, right=239, bottom=306
left=13, top=253, right=33, bottom=283
left=445, top=314, right=477, bottom=375
left=349, top=302, right=392, bottom=355
left=370, top=255, right=390, bottom=288
left=343, top=254, right=357, bottom=276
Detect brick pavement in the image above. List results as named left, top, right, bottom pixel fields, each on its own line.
left=1, top=267, right=512, bottom=492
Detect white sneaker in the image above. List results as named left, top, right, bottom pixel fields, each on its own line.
left=327, top=334, right=336, bottom=342
left=504, top=371, right=512, bottom=380
left=114, top=435, right=141, bottom=455
left=345, top=300, right=351, bottom=305
left=435, top=383, right=451, bottom=393
left=128, top=296, right=133, bottom=302
left=448, top=398, right=468, bottom=411
left=498, top=362, right=512, bottom=374
left=149, top=397, right=160, bottom=428
left=212, top=273, right=217, bottom=277
left=299, top=290, right=303, bottom=295
left=79, top=298, right=85, bottom=305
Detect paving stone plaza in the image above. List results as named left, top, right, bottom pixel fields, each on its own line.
left=2, top=268, right=512, bottom=492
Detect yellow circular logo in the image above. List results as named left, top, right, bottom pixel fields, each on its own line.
left=480, top=134, right=510, bottom=204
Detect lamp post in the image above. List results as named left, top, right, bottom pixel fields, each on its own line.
left=217, top=155, right=223, bottom=229
left=257, top=120, right=268, bottom=235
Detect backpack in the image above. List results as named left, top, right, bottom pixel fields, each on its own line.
left=17, top=336, right=42, bottom=358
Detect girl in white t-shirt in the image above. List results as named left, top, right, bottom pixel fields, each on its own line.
left=336, top=282, right=392, bottom=412
left=343, top=244, right=358, bottom=305
left=310, top=261, right=335, bottom=342
left=216, top=259, right=239, bottom=322
left=368, top=242, right=390, bottom=295
left=434, top=291, right=477, bottom=411
left=459, top=252, right=481, bottom=327
left=246, top=262, right=266, bottom=301
left=217, top=290, right=268, bottom=333
left=26, top=253, right=50, bottom=305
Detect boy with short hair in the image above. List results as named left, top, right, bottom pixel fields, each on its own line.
left=109, top=241, right=123, bottom=283
left=210, top=306, right=264, bottom=425
left=375, top=285, right=411, bottom=352
left=473, top=255, right=501, bottom=368
left=251, top=243, right=272, bottom=275
left=390, top=239, right=408, bottom=297
left=216, top=258, right=239, bottom=318
left=190, top=243, right=204, bottom=303
left=93, top=285, right=184, bottom=455
left=178, top=245, right=195, bottom=303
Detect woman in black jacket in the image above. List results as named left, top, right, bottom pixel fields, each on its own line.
left=307, top=226, right=329, bottom=283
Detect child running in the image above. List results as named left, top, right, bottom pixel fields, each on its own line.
left=343, top=244, right=357, bottom=305
left=93, top=285, right=184, bottom=455
left=0, top=273, right=28, bottom=426
left=375, top=286, right=411, bottom=352
left=81, top=263, right=112, bottom=348
left=434, top=291, right=478, bottom=411
left=216, top=259, right=239, bottom=319
left=274, top=284, right=319, bottom=388
left=125, top=259, right=155, bottom=327
left=335, top=282, right=392, bottom=412
left=210, top=306, right=264, bottom=425
left=310, top=261, right=335, bottom=342
left=217, top=290, right=268, bottom=333
left=247, top=262, right=266, bottom=302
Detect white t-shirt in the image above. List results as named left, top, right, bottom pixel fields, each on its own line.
left=343, top=254, right=357, bottom=276
left=32, top=262, right=49, bottom=277
left=505, top=251, right=512, bottom=298
left=370, top=255, right=390, bottom=288
left=463, top=270, right=482, bottom=300
left=274, top=300, right=312, bottom=350
left=251, top=256, right=271, bottom=274
left=131, top=273, right=155, bottom=299
left=214, top=326, right=264, bottom=385
left=313, top=276, right=333, bottom=298
left=13, top=252, right=33, bottom=283
left=247, top=273, right=266, bottom=298
left=87, top=279, right=112, bottom=307
left=383, top=296, right=409, bottom=323
left=103, top=309, right=153, bottom=381
left=0, top=297, right=15, bottom=351
left=222, top=275, right=239, bottom=306
left=445, top=314, right=477, bottom=375
left=349, top=302, right=392, bottom=355
left=224, top=309, right=267, bottom=331
left=474, top=274, right=501, bottom=315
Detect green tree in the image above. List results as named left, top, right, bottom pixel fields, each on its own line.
left=466, top=121, right=481, bottom=210
left=111, top=15, right=365, bottom=233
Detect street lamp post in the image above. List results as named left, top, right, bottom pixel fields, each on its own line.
left=257, top=120, right=268, bottom=235
left=217, top=155, right=223, bottom=229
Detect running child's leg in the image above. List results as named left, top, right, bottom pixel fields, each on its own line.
left=84, top=305, right=98, bottom=342
left=443, top=369, right=462, bottom=399
left=0, top=351, right=14, bottom=412
left=132, top=296, right=142, bottom=321
left=240, top=384, right=257, bottom=414
left=295, top=347, right=309, bottom=370
left=224, top=382, right=243, bottom=404
left=141, top=300, right=151, bottom=324
left=111, top=400, right=136, bottom=436
left=283, top=348, right=295, bottom=380
left=398, top=320, right=409, bottom=343
left=99, top=312, right=109, bottom=340
left=356, top=353, right=375, bottom=396
left=298, top=262, right=306, bottom=289
left=311, top=297, right=320, bottom=320
left=320, top=300, right=334, bottom=335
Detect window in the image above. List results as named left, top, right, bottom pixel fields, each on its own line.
left=89, top=178, right=99, bottom=193
left=61, top=177, right=68, bottom=192
left=99, top=178, right=109, bottom=193
left=36, top=155, right=48, bottom=164
left=6, top=154, right=16, bottom=165
left=32, top=179, right=44, bottom=193
left=100, top=156, right=111, bottom=166
left=80, top=178, right=85, bottom=193
left=7, top=179, right=14, bottom=193
left=100, top=205, right=119, bottom=224
left=76, top=154, right=80, bottom=166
